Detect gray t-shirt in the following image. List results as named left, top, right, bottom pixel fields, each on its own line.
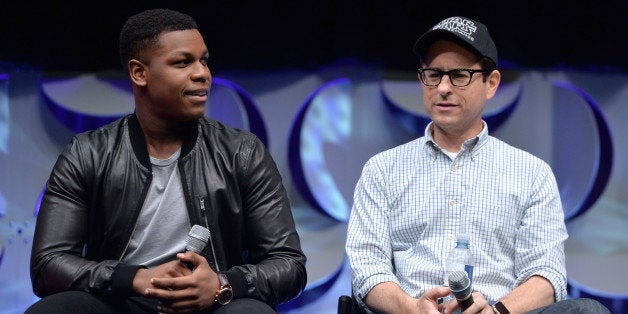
left=121, top=149, right=190, bottom=267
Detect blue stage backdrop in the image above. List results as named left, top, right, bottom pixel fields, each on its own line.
left=0, top=62, right=626, bottom=314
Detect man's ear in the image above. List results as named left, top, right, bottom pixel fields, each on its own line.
left=485, top=70, right=501, bottom=100
left=128, top=59, right=147, bottom=87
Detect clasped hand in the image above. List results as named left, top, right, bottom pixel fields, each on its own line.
left=417, top=286, right=491, bottom=314
left=133, top=251, right=219, bottom=313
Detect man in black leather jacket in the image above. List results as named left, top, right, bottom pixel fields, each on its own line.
left=27, top=8, right=306, bottom=314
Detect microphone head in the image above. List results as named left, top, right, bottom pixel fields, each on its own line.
left=185, top=224, right=210, bottom=253
left=448, top=270, right=474, bottom=311
left=448, top=270, right=470, bottom=292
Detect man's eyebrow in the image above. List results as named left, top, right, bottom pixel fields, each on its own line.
left=171, top=50, right=209, bottom=58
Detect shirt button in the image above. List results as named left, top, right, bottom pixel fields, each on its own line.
left=451, top=165, right=457, bottom=172
left=449, top=200, right=456, bottom=206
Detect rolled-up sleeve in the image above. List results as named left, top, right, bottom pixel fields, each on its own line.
left=346, top=156, right=398, bottom=306
left=514, top=162, right=568, bottom=301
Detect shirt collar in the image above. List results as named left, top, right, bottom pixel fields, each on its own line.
left=424, top=121, right=489, bottom=159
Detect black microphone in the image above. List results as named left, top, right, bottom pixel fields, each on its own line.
left=182, top=225, right=210, bottom=269
left=448, top=270, right=473, bottom=311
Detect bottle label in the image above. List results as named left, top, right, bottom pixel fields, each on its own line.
left=464, top=264, right=474, bottom=284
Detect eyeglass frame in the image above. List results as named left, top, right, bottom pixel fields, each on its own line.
left=417, top=68, right=490, bottom=87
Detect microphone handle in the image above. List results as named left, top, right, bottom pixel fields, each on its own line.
left=458, top=294, right=473, bottom=311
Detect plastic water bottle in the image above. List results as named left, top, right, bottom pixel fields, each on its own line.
left=444, top=234, right=474, bottom=284
left=442, top=234, right=473, bottom=313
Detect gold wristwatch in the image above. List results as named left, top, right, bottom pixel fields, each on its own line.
left=214, top=273, right=233, bottom=305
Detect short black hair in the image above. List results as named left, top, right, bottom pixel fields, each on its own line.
left=118, top=8, right=198, bottom=69
left=479, top=57, right=497, bottom=80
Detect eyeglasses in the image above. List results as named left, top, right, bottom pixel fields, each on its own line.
left=418, top=68, right=489, bottom=87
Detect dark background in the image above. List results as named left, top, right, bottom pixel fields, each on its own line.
left=0, top=1, right=625, bottom=73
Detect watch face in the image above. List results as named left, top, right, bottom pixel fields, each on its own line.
left=217, top=287, right=233, bottom=305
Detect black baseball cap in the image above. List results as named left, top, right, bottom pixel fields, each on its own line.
left=412, top=16, right=498, bottom=66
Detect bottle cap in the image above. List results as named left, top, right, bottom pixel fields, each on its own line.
left=456, top=233, right=470, bottom=245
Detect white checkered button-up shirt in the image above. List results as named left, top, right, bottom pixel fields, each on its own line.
left=346, top=122, right=568, bottom=308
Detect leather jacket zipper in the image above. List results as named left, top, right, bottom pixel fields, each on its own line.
left=117, top=198, right=219, bottom=271
left=118, top=219, right=140, bottom=262
left=200, top=197, right=220, bottom=272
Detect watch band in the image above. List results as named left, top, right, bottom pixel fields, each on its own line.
left=215, top=273, right=233, bottom=305
left=218, top=273, right=229, bottom=286
left=492, top=301, right=510, bottom=314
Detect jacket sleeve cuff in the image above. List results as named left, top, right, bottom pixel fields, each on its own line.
left=224, top=268, right=254, bottom=300
left=111, top=264, right=146, bottom=296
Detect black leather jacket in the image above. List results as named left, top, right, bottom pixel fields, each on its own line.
left=30, top=114, right=307, bottom=307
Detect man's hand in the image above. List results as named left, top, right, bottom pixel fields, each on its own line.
left=133, top=257, right=192, bottom=296
left=418, top=286, right=452, bottom=313
left=142, top=252, right=220, bottom=313
left=443, top=291, right=492, bottom=314
left=366, top=283, right=451, bottom=313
